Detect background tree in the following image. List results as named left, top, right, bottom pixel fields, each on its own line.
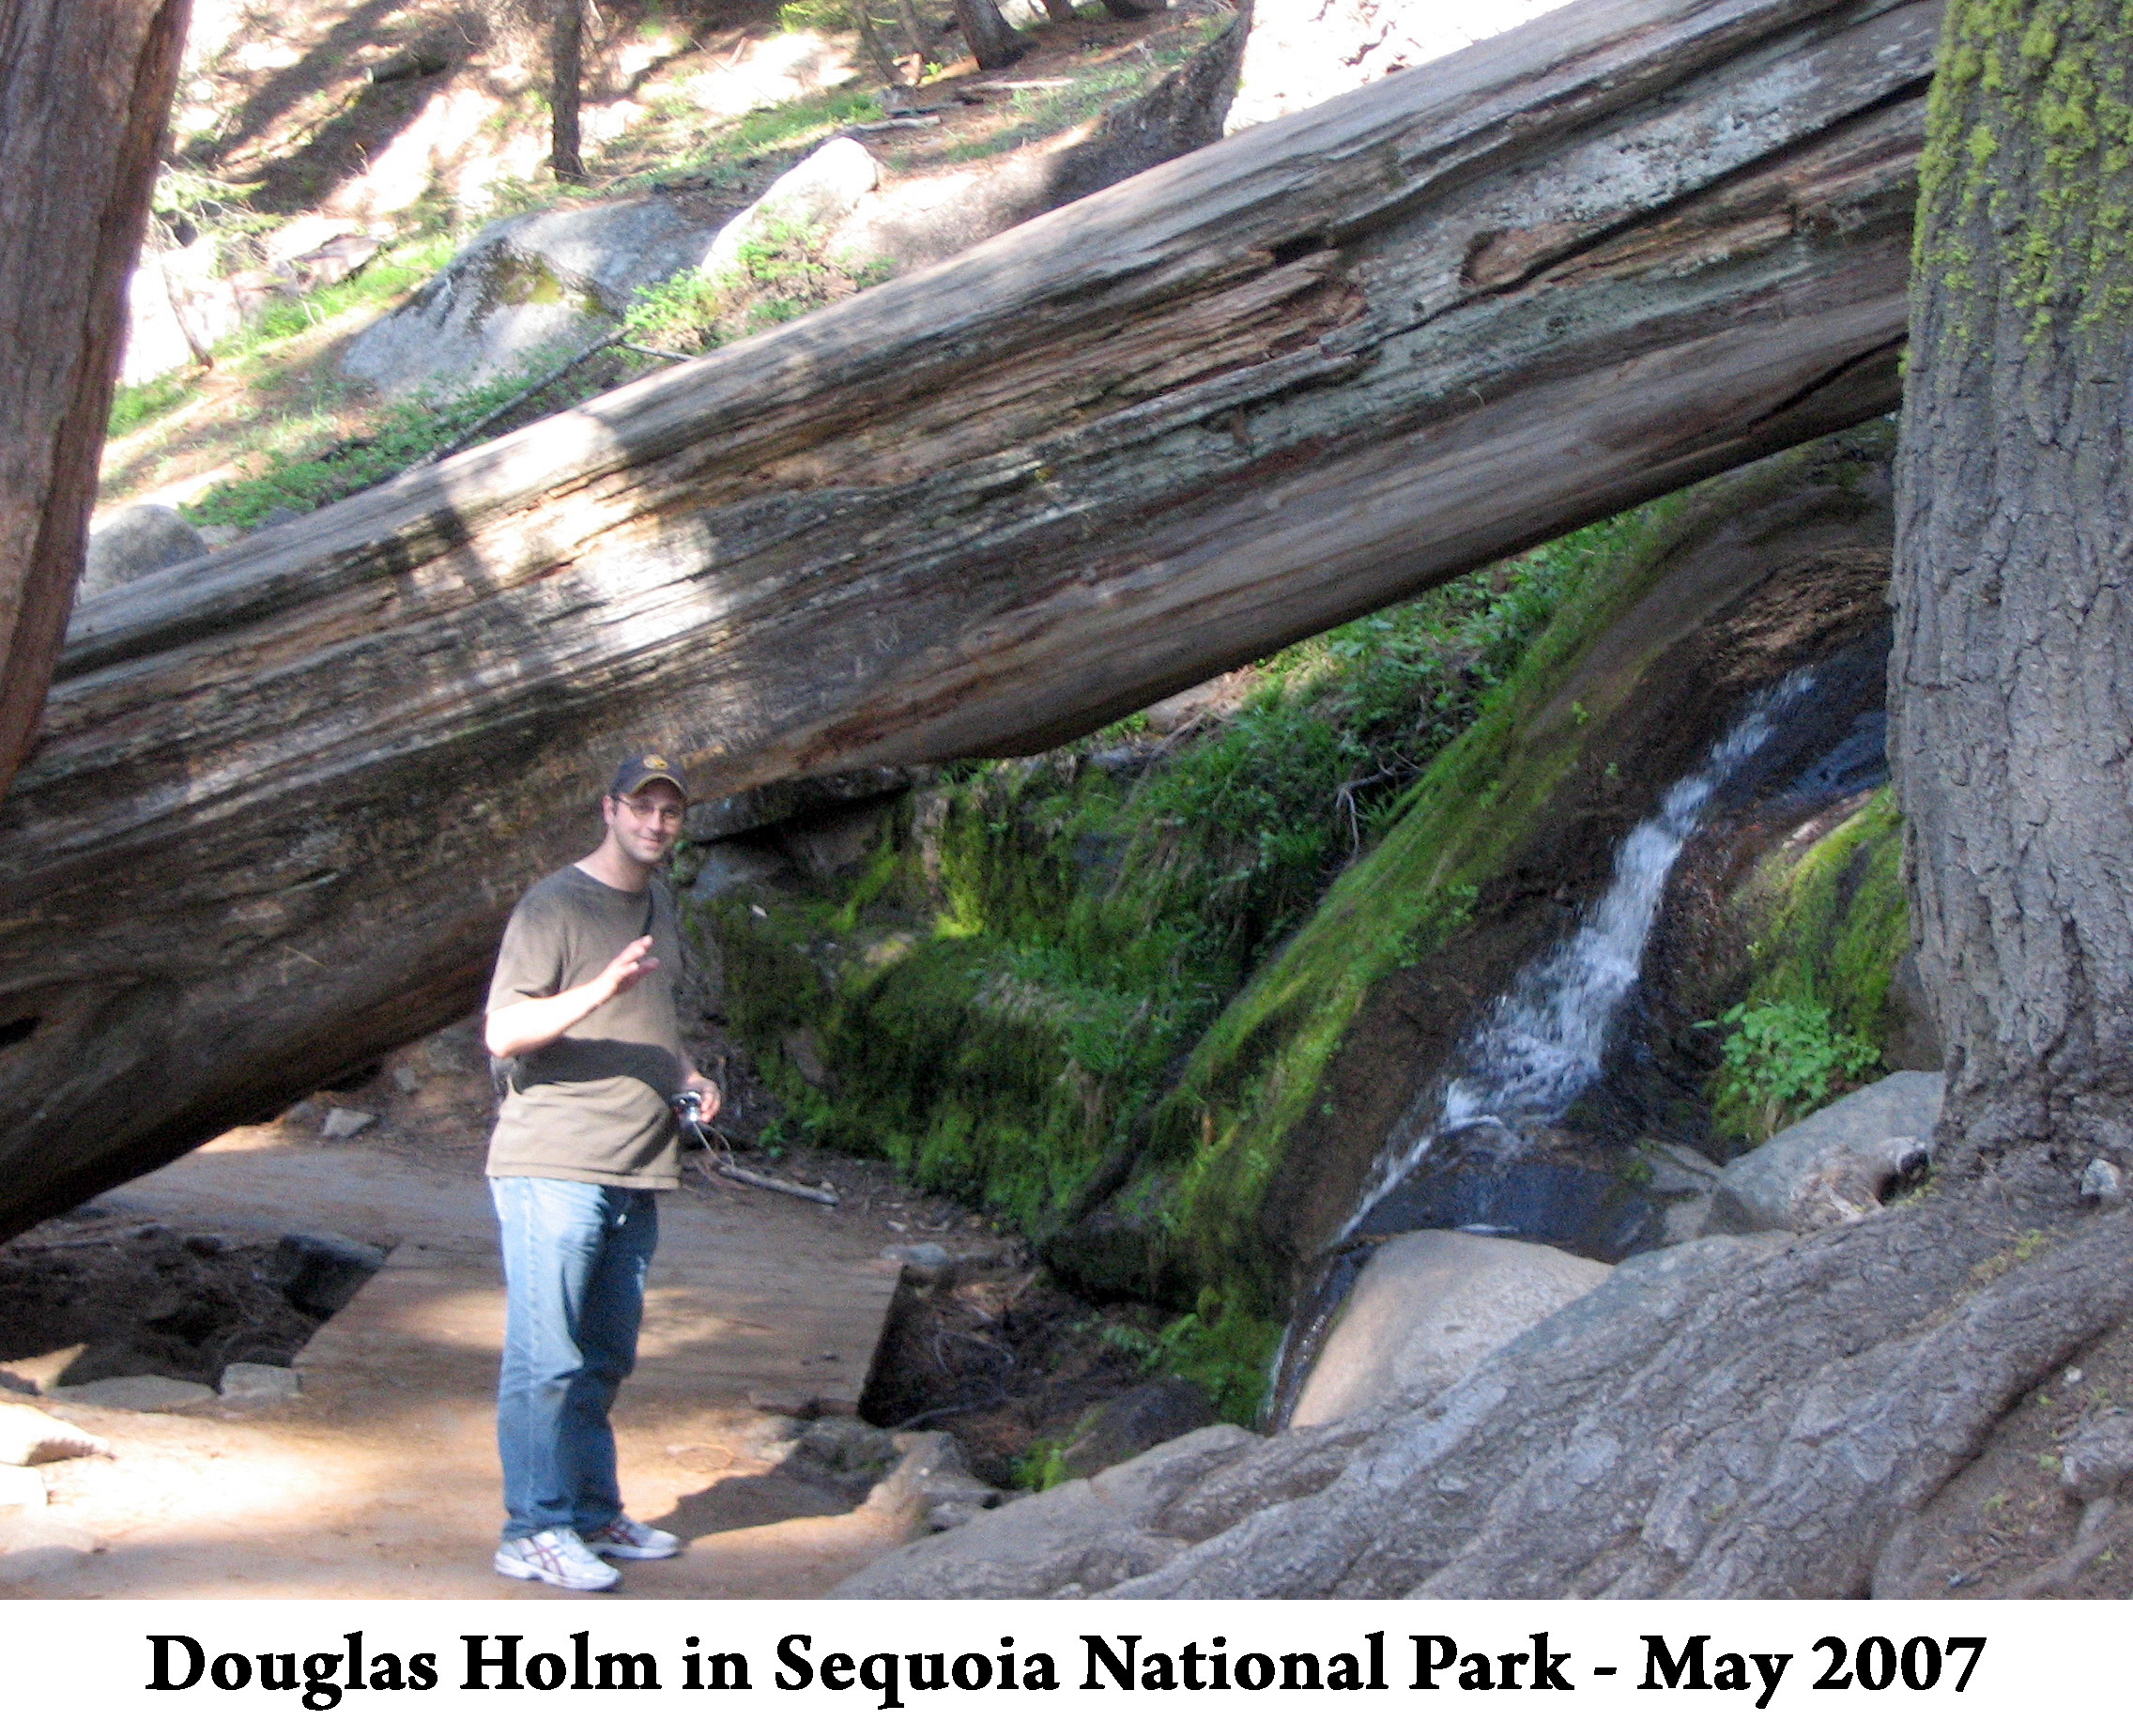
left=548, top=0, right=586, bottom=183
left=949, top=0, right=1026, bottom=69
left=1891, top=0, right=2133, bottom=1188
left=0, top=0, right=192, bottom=800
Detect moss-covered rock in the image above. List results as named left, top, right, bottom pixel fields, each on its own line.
left=1705, top=785, right=1921, bottom=1144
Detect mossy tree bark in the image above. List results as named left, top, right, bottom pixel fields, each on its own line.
left=1891, top=0, right=2133, bottom=1183
left=0, top=0, right=190, bottom=799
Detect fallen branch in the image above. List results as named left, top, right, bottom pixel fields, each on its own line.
left=714, top=1160, right=839, bottom=1206
left=411, top=327, right=622, bottom=468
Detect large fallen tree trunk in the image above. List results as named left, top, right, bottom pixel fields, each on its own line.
left=0, top=0, right=1934, bottom=1233
left=0, top=0, right=191, bottom=798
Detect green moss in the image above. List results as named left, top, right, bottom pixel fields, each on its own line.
left=1916, top=0, right=2133, bottom=347
left=1706, top=787, right=1911, bottom=1141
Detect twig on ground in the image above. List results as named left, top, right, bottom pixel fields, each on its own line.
left=409, top=327, right=621, bottom=469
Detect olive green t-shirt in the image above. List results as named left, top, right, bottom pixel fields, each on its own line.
left=483, top=865, right=685, bottom=1189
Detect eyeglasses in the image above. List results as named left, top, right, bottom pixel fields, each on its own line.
left=619, top=796, right=685, bottom=825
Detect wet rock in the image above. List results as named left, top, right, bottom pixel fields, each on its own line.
left=340, top=194, right=726, bottom=397
left=320, top=1108, right=377, bottom=1140
left=220, top=1362, right=300, bottom=1403
left=1638, top=1141, right=1726, bottom=1245
left=1060, top=1379, right=1218, bottom=1480
left=54, top=1374, right=217, bottom=1412
left=0, top=1402, right=109, bottom=1466
left=267, top=1232, right=387, bottom=1316
left=80, top=505, right=209, bottom=599
left=833, top=1424, right=1254, bottom=1598
left=1289, top=1230, right=1609, bottom=1428
left=1711, top=1071, right=1943, bottom=1233
left=701, top=139, right=879, bottom=278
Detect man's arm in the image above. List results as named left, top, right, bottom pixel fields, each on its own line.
left=484, top=935, right=658, bottom=1059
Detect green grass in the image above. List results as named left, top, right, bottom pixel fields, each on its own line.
left=107, top=375, right=202, bottom=439
left=182, top=358, right=586, bottom=528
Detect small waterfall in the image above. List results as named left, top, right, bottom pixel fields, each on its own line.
left=1344, top=669, right=1815, bottom=1234
left=1268, top=672, right=1821, bottom=1422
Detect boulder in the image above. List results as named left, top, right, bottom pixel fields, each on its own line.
left=701, top=139, right=880, bottom=279
left=1289, top=1230, right=1610, bottom=1428
left=320, top=1107, right=377, bottom=1140
left=79, top=505, right=209, bottom=599
left=832, top=1423, right=1254, bottom=1598
left=1711, top=1070, right=1944, bottom=1233
left=340, top=194, right=728, bottom=398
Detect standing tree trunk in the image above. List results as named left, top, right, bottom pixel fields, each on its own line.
left=851, top=0, right=908, bottom=92
left=950, top=0, right=1025, bottom=69
left=0, top=0, right=191, bottom=800
left=549, top=0, right=586, bottom=184
left=1891, top=0, right=2133, bottom=1185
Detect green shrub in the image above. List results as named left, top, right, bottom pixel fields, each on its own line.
left=1708, top=999, right=1881, bottom=1143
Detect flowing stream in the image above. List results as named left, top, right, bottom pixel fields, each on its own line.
left=1270, top=670, right=1821, bottom=1421
left=1346, top=668, right=1817, bottom=1231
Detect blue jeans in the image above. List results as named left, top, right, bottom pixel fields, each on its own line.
left=490, top=1177, right=659, bottom=1542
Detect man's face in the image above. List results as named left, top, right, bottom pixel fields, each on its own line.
left=604, top=779, right=685, bottom=866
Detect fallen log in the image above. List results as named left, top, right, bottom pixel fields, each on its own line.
left=0, top=0, right=1934, bottom=1234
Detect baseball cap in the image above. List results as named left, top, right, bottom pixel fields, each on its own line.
left=610, top=751, right=690, bottom=805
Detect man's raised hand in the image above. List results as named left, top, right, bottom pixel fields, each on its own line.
left=596, top=934, right=659, bottom=1001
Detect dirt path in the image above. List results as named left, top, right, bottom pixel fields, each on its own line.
left=2, top=1132, right=958, bottom=1598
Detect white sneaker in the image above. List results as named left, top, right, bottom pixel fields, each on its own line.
left=494, top=1528, right=621, bottom=1590
left=582, top=1514, right=682, bottom=1560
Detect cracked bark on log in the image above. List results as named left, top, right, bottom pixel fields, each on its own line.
left=0, top=0, right=1934, bottom=1232
left=0, top=0, right=190, bottom=798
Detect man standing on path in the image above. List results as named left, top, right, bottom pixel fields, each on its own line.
left=482, top=752, right=722, bottom=1591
